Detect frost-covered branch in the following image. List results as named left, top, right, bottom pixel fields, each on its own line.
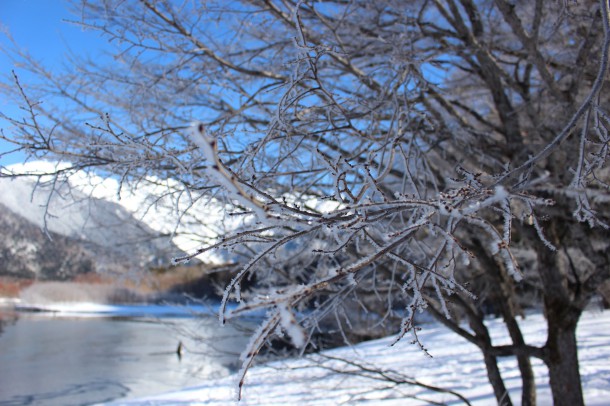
left=2, top=1, right=609, bottom=404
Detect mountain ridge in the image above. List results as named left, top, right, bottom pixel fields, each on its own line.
left=0, top=170, right=186, bottom=280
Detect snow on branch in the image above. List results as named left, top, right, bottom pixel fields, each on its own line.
left=3, top=1, right=610, bottom=401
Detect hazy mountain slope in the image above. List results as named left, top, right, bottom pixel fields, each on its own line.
left=0, top=174, right=185, bottom=279
left=0, top=201, right=100, bottom=279
left=3, top=161, right=263, bottom=265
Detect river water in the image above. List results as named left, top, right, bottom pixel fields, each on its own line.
left=0, top=307, right=250, bottom=405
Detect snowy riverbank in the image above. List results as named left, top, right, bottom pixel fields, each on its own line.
left=12, top=301, right=219, bottom=318
left=102, top=309, right=610, bottom=406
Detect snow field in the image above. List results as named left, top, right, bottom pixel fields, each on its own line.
left=106, top=309, right=610, bottom=405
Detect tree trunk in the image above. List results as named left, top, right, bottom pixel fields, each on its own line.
left=469, top=238, right=536, bottom=405
left=508, top=319, right=536, bottom=406
left=544, top=308, right=583, bottom=406
left=491, top=269, right=536, bottom=406
left=482, top=352, right=513, bottom=406
left=425, top=299, right=513, bottom=405
left=534, top=220, right=586, bottom=406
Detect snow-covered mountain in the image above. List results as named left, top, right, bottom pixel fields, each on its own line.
left=0, top=200, right=126, bottom=279
left=0, top=161, right=203, bottom=279
left=0, top=159, right=334, bottom=279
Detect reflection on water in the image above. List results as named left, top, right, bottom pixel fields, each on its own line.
left=0, top=308, right=250, bottom=406
left=0, top=309, right=18, bottom=336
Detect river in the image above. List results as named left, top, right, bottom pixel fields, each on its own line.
left=0, top=306, right=251, bottom=405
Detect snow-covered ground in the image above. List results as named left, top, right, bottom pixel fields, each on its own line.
left=100, top=308, right=610, bottom=406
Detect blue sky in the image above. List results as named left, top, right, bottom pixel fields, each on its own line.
left=0, top=0, right=109, bottom=166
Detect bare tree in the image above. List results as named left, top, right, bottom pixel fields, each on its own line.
left=2, top=1, right=609, bottom=404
